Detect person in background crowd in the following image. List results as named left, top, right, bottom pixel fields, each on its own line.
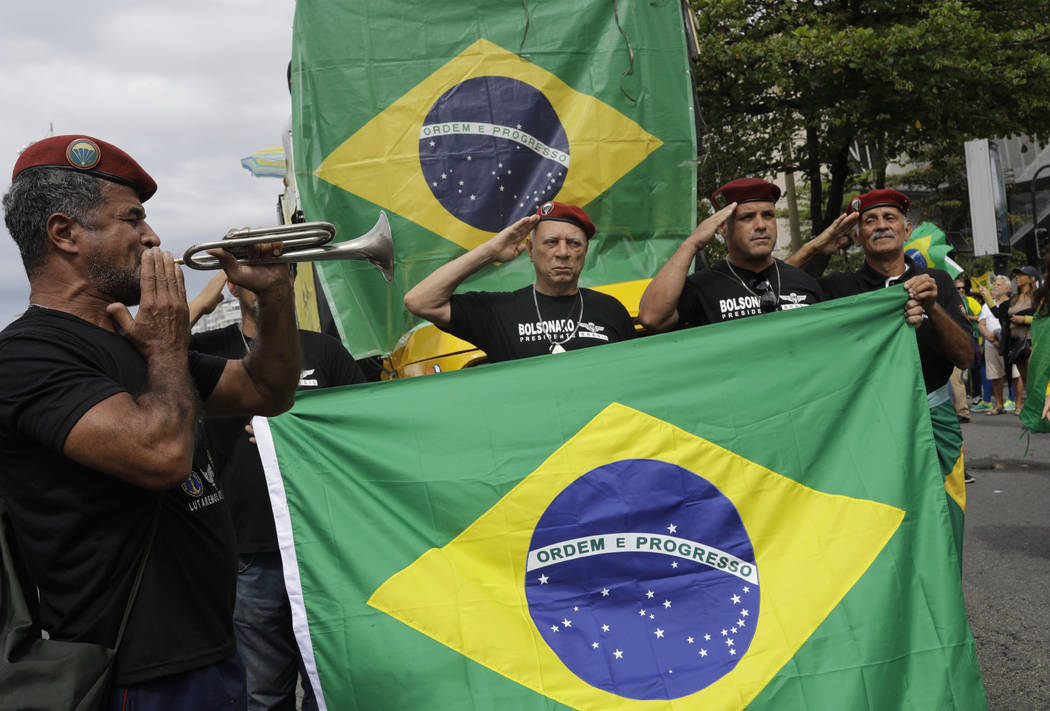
left=191, top=264, right=366, bottom=710
left=950, top=277, right=982, bottom=422
left=1008, top=266, right=1037, bottom=413
left=978, top=275, right=1017, bottom=416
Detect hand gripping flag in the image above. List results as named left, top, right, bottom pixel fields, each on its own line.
left=290, top=0, right=697, bottom=356
left=257, top=288, right=986, bottom=710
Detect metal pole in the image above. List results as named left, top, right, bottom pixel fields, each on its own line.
left=1030, top=164, right=1050, bottom=263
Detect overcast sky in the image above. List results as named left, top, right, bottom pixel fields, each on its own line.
left=0, top=0, right=296, bottom=325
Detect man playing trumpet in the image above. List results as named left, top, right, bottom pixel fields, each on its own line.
left=0, top=134, right=301, bottom=708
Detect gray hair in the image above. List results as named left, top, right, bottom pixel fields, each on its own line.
left=992, top=274, right=1015, bottom=295
left=2, top=168, right=106, bottom=277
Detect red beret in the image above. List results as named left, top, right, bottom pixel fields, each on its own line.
left=535, top=201, right=596, bottom=239
left=847, top=188, right=910, bottom=215
left=12, top=135, right=157, bottom=201
left=711, top=178, right=781, bottom=210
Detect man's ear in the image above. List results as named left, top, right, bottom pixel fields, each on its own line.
left=45, top=213, right=80, bottom=256
left=525, top=236, right=534, bottom=261
left=226, top=281, right=240, bottom=298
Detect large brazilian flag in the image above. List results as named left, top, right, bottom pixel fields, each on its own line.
left=256, top=288, right=986, bottom=710
left=291, top=0, right=697, bottom=356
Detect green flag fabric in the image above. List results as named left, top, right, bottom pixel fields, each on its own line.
left=257, top=288, right=985, bottom=710
left=291, top=0, right=697, bottom=356
left=1020, top=314, right=1050, bottom=432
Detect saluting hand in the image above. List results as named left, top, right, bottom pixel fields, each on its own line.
left=487, top=214, right=540, bottom=263
left=685, top=202, right=737, bottom=252
left=810, top=212, right=858, bottom=256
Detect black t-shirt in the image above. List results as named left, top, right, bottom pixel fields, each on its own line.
left=0, top=306, right=232, bottom=685
left=190, top=325, right=367, bottom=554
left=677, top=258, right=825, bottom=326
left=819, top=259, right=970, bottom=393
left=448, top=285, right=635, bottom=362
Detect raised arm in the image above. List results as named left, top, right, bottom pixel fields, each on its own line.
left=64, top=248, right=201, bottom=490
left=202, top=244, right=302, bottom=417
left=638, top=203, right=736, bottom=332
left=187, top=271, right=228, bottom=327
left=404, top=214, right=538, bottom=328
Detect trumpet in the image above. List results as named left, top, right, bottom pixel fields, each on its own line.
left=175, top=212, right=394, bottom=283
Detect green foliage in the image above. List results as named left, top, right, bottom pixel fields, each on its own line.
left=691, top=0, right=1050, bottom=237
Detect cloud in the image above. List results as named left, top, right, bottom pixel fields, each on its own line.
left=0, top=0, right=296, bottom=317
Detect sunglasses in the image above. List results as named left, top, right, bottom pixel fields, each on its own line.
left=752, top=280, right=779, bottom=313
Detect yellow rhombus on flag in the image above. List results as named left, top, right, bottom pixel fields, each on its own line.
left=368, top=403, right=904, bottom=710
left=316, top=38, right=662, bottom=252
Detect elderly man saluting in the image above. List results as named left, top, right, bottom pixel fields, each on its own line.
left=404, top=201, right=635, bottom=362
left=0, top=135, right=301, bottom=708
left=794, top=188, right=973, bottom=556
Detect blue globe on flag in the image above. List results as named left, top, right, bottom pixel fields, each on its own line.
left=419, top=76, right=569, bottom=232
left=524, top=459, right=760, bottom=700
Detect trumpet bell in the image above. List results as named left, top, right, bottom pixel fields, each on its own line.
left=176, top=212, right=394, bottom=283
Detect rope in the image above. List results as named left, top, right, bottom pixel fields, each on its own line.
left=518, top=0, right=531, bottom=56
left=612, top=0, right=637, bottom=102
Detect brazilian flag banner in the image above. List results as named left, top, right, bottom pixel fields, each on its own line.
left=905, top=222, right=963, bottom=278
left=291, top=0, right=697, bottom=356
left=256, top=288, right=986, bottom=710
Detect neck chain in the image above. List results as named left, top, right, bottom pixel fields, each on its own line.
left=532, top=285, right=584, bottom=354
left=238, top=326, right=251, bottom=355
left=725, top=259, right=781, bottom=299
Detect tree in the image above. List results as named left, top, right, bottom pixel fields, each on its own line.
left=691, top=0, right=1050, bottom=235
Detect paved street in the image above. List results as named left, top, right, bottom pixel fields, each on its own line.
left=960, top=408, right=1050, bottom=709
